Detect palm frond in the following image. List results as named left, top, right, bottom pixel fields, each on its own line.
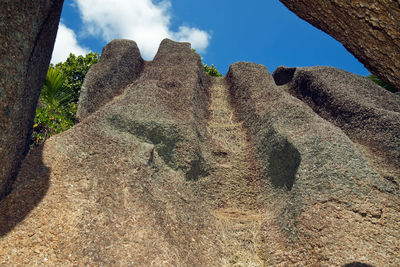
left=41, top=67, right=73, bottom=107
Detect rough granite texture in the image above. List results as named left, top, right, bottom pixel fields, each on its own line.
left=0, top=40, right=399, bottom=266
left=227, top=62, right=399, bottom=265
left=273, top=66, right=400, bottom=188
left=0, top=0, right=64, bottom=199
left=76, top=39, right=145, bottom=121
left=279, top=0, right=400, bottom=91
left=0, top=39, right=221, bottom=266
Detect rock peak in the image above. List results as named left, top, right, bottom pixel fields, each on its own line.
left=1, top=39, right=399, bottom=266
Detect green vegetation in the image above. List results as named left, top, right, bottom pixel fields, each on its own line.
left=368, top=75, right=398, bottom=93
left=54, top=52, right=100, bottom=102
left=31, top=52, right=100, bottom=146
left=203, top=64, right=222, bottom=77
left=192, top=48, right=223, bottom=77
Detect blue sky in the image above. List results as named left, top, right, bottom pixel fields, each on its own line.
left=53, top=0, right=369, bottom=76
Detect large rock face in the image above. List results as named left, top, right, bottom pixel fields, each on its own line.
left=0, top=0, right=64, bottom=199
left=0, top=39, right=399, bottom=266
left=76, top=39, right=145, bottom=121
left=227, top=62, right=399, bottom=265
left=273, top=66, right=400, bottom=186
left=279, top=0, right=400, bottom=90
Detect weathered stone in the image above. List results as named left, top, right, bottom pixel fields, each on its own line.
left=227, top=62, right=399, bottom=265
left=0, top=39, right=221, bottom=265
left=272, top=66, right=400, bottom=186
left=76, top=39, right=145, bottom=121
left=0, top=40, right=398, bottom=265
left=0, top=0, right=64, bottom=199
left=279, top=0, right=400, bottom=90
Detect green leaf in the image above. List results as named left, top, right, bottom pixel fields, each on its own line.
left=203, top=64, right=222, bottom=77
left=192, top=49, right=223, bottom=77
left=368, top=75, right=398, bottom=93
left=31, top=52, right=100, bottom=147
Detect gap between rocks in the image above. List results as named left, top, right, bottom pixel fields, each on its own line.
left=205, top=77, right=281, bottom=265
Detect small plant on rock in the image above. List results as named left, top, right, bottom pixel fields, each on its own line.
left=203, top=64, right=222, bottom=77
left=368, top=75, right=398, bottom=93
left=192, top=48, right=223, bottom=77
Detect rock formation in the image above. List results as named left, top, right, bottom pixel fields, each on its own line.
left=0, top=0, right=64, bottom=199
left=76, top=39, right=145, bottom=121
left=273, top=66, right=400, bottom=187
left=279, top=0, right=400, bottom=90
left=0, top=39, right=399, bottom=266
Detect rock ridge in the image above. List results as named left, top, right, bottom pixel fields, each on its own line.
left=273, top=66, right=400, bottom=189
left=76, top=39, right=145, bottom=121
left=0, top=39, right=399, bottom=266
left=227, top=62, right=399, bottom=264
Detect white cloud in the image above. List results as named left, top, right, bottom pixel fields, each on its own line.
left=51, top=23, right=89, bottom=64
left=173, top=26, right=210, bottom=53
left=74, top=0, right=211, bottom=59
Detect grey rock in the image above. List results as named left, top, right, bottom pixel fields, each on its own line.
left=96, top=38, right=212, bottom=180
left=272, top=66, right=400, bottom=184
left=279, top=0, right=400, bottom=91
left=1, top=39, right=399, bottom=265
left=0, top=39, right=219, bottom=266
left=0, top=0, right=64, bottom=199
left=76, top=39, right=145, bottom=121
left=227, top=62, right=399, bottom=264
left=272, top=66, right=296, bottom=86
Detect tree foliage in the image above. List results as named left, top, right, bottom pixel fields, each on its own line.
left=53, top=52, right=100, bottom=102
left=32, top=67, right=76, bottom=145
left=41, top=67, right=73, bottom=107
left=31, top=52, right=100, bottom=146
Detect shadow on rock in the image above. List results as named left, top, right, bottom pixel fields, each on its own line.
left=0, top=145, right=50, bottom=237
left=268, top=139, right=301, bottom=191
left=344, top=262, right=374, bottom=267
